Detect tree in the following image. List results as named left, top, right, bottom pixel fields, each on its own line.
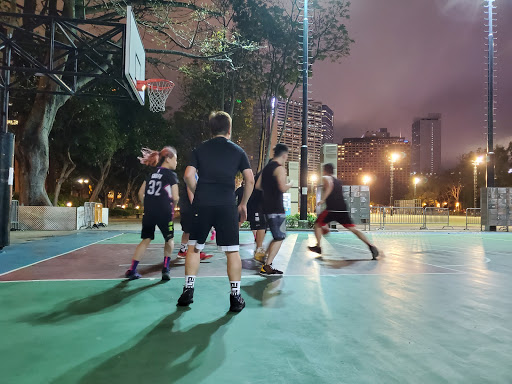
left=7, top=0, right=256, bottom=206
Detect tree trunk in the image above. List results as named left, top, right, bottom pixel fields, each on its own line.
left=90, top=158, right=112, bottom=202
left=15, top=92, right=68, bottom=206
left=53, top=161, right=76, bottom=206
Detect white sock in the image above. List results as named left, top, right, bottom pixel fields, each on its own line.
left=230, top=281, right=241, bottom=296
left=185, top=275, right=195, bottom=288
left=180, top=243, right=188, bottom=252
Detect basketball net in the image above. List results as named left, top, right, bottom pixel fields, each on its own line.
left=140, top=79, right=175, bottom=113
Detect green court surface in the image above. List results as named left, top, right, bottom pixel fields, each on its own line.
left=1, top=231, right=511, bottom=383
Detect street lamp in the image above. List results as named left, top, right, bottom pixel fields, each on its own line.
left=389, top=153, right=400, bottom=206
left=413, top=177, right=420, bottom=199
left=362, top=175, right=372, bottom=186
left=473, top=156, right=484, bottom=207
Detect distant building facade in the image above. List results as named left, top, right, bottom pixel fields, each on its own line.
left=270, top=99, right=324, bottom=173
left=321, top=105, right=334, bottom=144
left=411, top=113, right=442, bottom=174
left=337, top=128, right=411, bottom=186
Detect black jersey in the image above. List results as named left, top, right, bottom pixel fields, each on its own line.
left=247, top=172, right=263, bottom=215
left=261, top=161, right=284, bottom=214
left=189, top=137, right=251, bottom=206
left=325, top=176, right=347, bottom=211
left=144, top=167, right=178, bottom=212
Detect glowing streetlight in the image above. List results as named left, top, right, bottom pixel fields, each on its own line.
left=362, top=175, right=372, bottom=185
left=473, top=156, right=484, bottom=208
left=389, top=153, right=401, bottom=206
left=83, top=179, right=89, bottom=184
left=66, top=202, right=72, bottom=207
left=310, top=174, right=318, bottom=184
left=413, top=177, right=421, bottom=198
left=77, top=178, right=84, bottom=184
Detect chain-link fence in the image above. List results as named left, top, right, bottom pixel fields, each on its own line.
left=10, top=200, right=19, bottom=230
left=18, top=206, right=78, bottom=231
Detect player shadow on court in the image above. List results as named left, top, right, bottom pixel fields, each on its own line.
left=241, top=258, right=263, bottom=272
left=314, top=255, right=383, bottom=271
left=52, top=308, right=234, bottom=384
left=21, top=280, right=163, bottom=324
left=242, top=278, right=288, bottom=307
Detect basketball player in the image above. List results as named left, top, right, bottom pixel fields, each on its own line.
left=248, top=171, right=267, bottom=262
left=177, top=111, right=254, bottom=312
left=257, top=144, right=292, bottom=276
left=125, top=147, right=179, bottom=281
left=308, top=163, right=379, bottom=259
left=177, top=180, right=213, bottom=261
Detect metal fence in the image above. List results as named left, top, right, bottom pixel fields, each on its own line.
left=465, top=208, right=481, bottom=230
left=18, top=206, right=78, bottom=231
left=372, top=207, right=451, bottom=230
left=10, top=200, right=19, bottom=230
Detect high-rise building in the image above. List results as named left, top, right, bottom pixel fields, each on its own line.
left=411, top=113, right=442, bottom=175
left=322, top=105, right=334, bottom=144
left=270, top=99, right=324, bottom=173
left=337, top=128, right=411, bottom=187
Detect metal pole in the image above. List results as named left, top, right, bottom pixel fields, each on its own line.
left=389, top=161, right=394, bottom=206
left=414, top=183, right=416, bottom=199
left=300, top=0, right=309, bottom=221
left=473, top=163, right=478, bottom=208
left=486, top=0, right=495, bottom=188
left=0, top=34, right=15, bottom=250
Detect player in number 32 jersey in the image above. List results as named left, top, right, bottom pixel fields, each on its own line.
left=125, top=146, right=179, bottom=281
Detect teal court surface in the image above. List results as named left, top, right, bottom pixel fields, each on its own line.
left=1, top=229, right=511, bottom=383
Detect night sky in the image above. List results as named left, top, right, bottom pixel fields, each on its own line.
left=313, top=0, right=512, bottom=167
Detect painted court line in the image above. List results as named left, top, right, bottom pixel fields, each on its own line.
left=0, top=233, right=124, bottom=277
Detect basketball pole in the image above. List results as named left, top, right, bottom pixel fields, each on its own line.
left=485, top=0, right=495, bottom=189
left=0, top=34, right=15, bottom=250
left=299, top=0, right=309, bottom=222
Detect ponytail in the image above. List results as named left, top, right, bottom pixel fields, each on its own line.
left=138, top=146, right=177, bottom=167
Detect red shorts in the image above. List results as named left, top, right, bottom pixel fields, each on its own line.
left=316, top=210, right=355, bottom=228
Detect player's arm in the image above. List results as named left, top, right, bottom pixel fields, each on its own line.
left=184, top=166, right=198, bottom=194
left=138, top=181, right=146, bottom=204
left=186, top=185, right=194, bottom=204
left=318, top=176, right=333, bottom=205
left=238, top=169, right=254, bottom=223
left=275, top=166, right=292, bottom=192
left=171, top=184, right=179, bottom=206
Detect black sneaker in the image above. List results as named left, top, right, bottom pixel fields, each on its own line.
left=370, top=245, right=379, bottom=260
left=161, top=267, right=171, bottom=281
left=259, top=264, right=283, bottom=276
left=308, top=245, right=322, bottom=254
left=177, top=287, right=194, bottom=306
left=125, top=269, right=141, bottom=280
left=229, top=294, right=246, bottom=312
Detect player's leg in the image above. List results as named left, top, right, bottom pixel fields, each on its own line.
left=261, top=214, right=285, bottom=276
left=308, top=211, right=330, bottom=254
left=178, top=209, right=192, bottom=258
left=251, top=213, right=267, bottom=263
left=157, top=216, right=175, bottom=281
left=177, top=206, right=212, bottom=306
left=216, top=205, right=246, bottom=312
left=345, top=225, right=379, bottom=259
left=126, top=214, right=155, bottom=280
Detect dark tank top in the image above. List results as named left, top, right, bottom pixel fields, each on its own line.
left=325, top=176, right=347, bottom=211
left=261, top=161, right=284, bottom=214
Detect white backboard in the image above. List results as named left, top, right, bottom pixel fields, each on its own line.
left=124, top=6, right=145, bottom=105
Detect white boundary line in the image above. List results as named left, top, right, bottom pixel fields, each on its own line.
left=0, top=233, right=123, bottom=277
left=0, top=271, right=465, bottom=283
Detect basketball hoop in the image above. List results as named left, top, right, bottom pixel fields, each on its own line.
left=137, top=79, right=175, bottom=113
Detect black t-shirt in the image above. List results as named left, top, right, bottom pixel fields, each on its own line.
left=189, top=137, right=251, bottom=206
left=325, top=176, right=347, bottom=211
left=144, top=167, right=178, bottom=212
left=261, top=161, right=284, bottom=214
left=247, top=172, right=263, bottom=214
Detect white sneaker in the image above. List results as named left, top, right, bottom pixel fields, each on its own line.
left=254, top=247, right=266, bottom=263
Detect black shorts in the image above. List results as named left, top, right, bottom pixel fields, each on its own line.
left=180, top=208, right=193, bottom=234
left=248, top=211, right=266, bottom=230
left=189, top=205, right=239, bottom=251
left=141, top=210, right=174, bottom=241
left=316, top=210, right=355, bottom=228
left=265, top=213, right=286, bottom=241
